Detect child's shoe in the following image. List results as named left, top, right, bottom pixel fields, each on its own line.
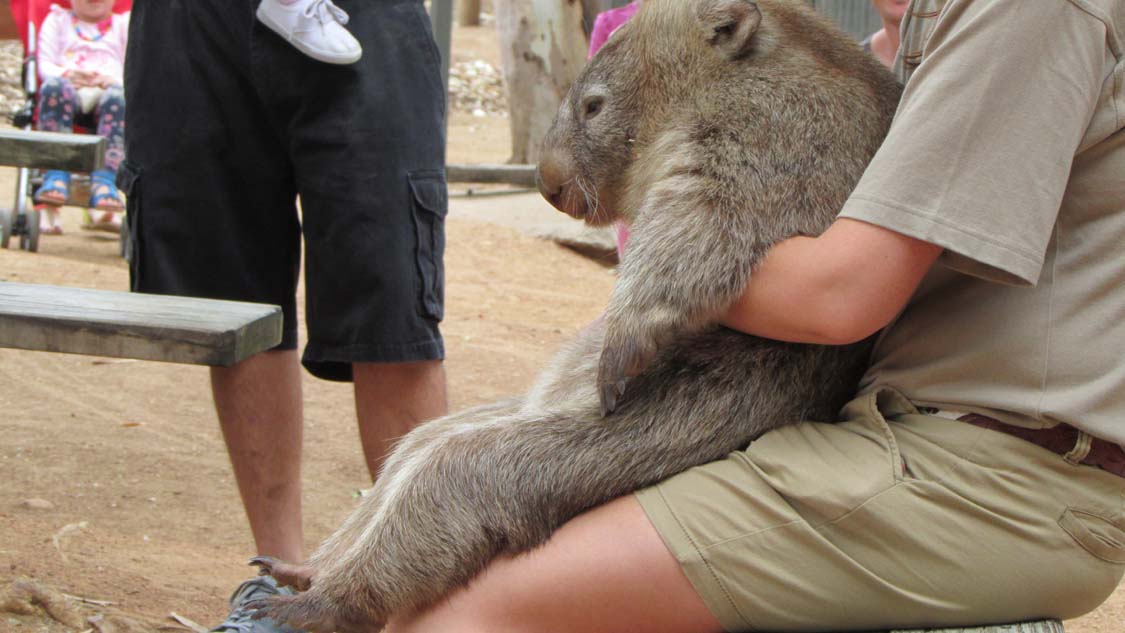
left=256, top=0, right=363, bottom=65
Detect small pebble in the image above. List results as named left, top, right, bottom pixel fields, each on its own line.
left=21, top=498, right=53, bottom=510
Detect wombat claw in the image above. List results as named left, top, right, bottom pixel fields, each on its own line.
left=600, top=379, right=629, bottom=416
left=247, top=594, right=372, bottom=633
left=248, top=555, right=280, bottom=575
left=247, top=555, right=315, bottom=591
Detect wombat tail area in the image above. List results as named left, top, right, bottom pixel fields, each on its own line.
left=269, top=399, right=735, bottom=631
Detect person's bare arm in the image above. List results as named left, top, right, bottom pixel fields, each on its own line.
left=720, top=218, right=942, bottom=345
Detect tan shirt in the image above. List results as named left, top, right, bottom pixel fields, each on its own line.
left=839, top=0, right=1125, bottom=443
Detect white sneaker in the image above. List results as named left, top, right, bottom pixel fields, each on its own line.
left=256, top=0, right=363, bottom=65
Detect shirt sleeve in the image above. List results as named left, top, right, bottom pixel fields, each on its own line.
left=838, top=0, right=1108, bottom=286
left=37, top=9, right=69, bottom=81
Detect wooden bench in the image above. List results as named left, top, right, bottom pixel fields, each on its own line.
left=0, top=282, right=283, bottom=366
left=0, top=128, right=106, bottom=172
left=891, top=622, right=1061, bottom=632
left=0, top=129, right=109, bottom=253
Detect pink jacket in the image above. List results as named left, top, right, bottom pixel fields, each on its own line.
left=587, top=2, right=641, bottom=256
left=587, top=2, right=641, bottom=59
left=38, top=4, right=130, bottom=85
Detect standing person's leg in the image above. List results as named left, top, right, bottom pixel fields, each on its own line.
left=123, top=1, right=307, bottom=629
left=353, top=361, right=446, bottom=479
left=213, top=349, right=305, bottom=562
left=258, top=0, right=450, bottom=478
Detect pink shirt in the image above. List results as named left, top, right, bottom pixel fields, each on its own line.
left=587, top=2, right=640, bottom=60
left=38, top=4, right=130, bottom=85
left=587, top=2, right=641, bottom=257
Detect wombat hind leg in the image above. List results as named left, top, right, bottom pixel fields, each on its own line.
left=248, top=555, right=315, bottom=591
left=248, top=592, right=371, bottom=633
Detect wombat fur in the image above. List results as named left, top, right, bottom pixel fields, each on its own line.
left=250, top=1, right=901, bottom=630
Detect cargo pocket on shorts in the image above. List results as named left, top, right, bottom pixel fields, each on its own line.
left=1059, top=508, right=1125, bottom=564
left=408, top=170, right=448, bottom=321
left=116, top=161, right=142, bottom=288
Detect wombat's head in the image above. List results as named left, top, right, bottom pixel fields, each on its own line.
left=537, top=0, right=899, bottom=226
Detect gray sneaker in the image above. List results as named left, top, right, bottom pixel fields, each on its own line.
left=211, top=576, right=303, bottom=633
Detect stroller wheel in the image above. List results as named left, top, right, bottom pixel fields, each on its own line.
left=0, top=207, right=12, bottom=249
left=18, top=207, right=39, bottom=252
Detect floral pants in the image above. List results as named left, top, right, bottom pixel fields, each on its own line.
left=37, top=76, right=126, bottom=172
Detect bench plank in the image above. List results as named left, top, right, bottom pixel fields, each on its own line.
left=0, top=129, right=106, bottom=172
left=891, top=621, right=1063, bottom=632
left=0, top=282, right=282, bottom=366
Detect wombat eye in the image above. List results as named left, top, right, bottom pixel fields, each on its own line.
left=582, top=97, right=604, bottom=120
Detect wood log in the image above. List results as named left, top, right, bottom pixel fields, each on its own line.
left=447, top=163, right=537, bottom=187
left=458, top=0, right=481, bottom=26
left=0, top=129, right=105, bottom=172
left=0, top=282, right=283, bottom=366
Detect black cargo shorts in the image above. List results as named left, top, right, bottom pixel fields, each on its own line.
left=120, top=0, right=447, bottom=381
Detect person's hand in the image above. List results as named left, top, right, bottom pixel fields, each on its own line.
left=93, top=73, right=117, bottom=89
left=63, top=69, right=97, bottom=87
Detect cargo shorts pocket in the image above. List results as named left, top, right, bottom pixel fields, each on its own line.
left=116, top=161, right=142, bottom=287
left=1059, top=507, right=1125, bottom=564
left=408, top=170, right=448, bottom=321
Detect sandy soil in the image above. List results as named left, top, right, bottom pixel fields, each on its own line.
left=0, top=19, right=1122, bottom=633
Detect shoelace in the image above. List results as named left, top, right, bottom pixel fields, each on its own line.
left=210, top=577, right=290, bottom=633
left=303, top=0, right=350, bottom=26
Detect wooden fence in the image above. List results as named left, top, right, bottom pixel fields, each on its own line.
left=592, top=0, right=881, bottom=41
left=807, top=1, right=882, bottom=40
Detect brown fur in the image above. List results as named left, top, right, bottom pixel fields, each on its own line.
left=250, top=1, right=901, bottom=630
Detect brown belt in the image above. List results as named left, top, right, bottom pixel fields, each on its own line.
left=958, top=413, right=1125, bottom=479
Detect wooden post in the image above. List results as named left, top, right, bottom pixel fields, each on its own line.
left=0, top=0, right=17, bottom=40
left=496, top=0, right=588, bottom=164
left=458, top=0, right=481, bottom=27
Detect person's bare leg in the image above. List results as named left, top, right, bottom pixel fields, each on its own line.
left=353, top=360, right=447, bottom=480
left=386, top=495, right=723, bottom=633
left=212, top=349, right=305, bottom=562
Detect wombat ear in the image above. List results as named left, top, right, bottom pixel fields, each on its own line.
left=696, top=0, right=762, bottom=59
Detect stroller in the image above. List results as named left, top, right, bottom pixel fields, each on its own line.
left=1, top=0, right=132, bottom=253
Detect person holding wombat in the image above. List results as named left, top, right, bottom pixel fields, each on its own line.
left=376, top=1, right=1124, bottom=631
left=245, top=0, right=1125, bottom=632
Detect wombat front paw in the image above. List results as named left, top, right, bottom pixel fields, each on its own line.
left=248, top=555, right=315, bottom=591
left=597, top=330, right=657, bottom=415
left=247, top=593, right=375, bottom=633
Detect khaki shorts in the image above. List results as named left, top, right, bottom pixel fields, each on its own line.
left=635, top=388, right=1125, bottom=632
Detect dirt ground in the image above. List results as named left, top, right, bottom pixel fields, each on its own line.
left=1, top=18, right=1122, bottom=633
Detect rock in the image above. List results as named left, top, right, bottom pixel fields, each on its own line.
left=20, top=499, right=52, bottom=511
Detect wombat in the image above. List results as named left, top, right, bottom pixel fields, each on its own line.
left=249, top=1, right=901, bottom=630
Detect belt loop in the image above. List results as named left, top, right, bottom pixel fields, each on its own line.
left=1064, top=431, right=1094, bottom=466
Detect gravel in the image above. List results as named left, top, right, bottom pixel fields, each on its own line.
left=0, top=41, right=28, bottom=125
left=0, top=40, right=507, bottom=123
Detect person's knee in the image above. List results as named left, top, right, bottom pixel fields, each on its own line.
left=353, top=359, right=445, bottom=386
left=99, top=85, right=125, bottom=109
left=386, top=593, right=524, bottom=633
left=38, top=76, right=73, bottom=99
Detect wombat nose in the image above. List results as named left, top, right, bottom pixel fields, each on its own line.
left=537, top=155, right=571, bottom=209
